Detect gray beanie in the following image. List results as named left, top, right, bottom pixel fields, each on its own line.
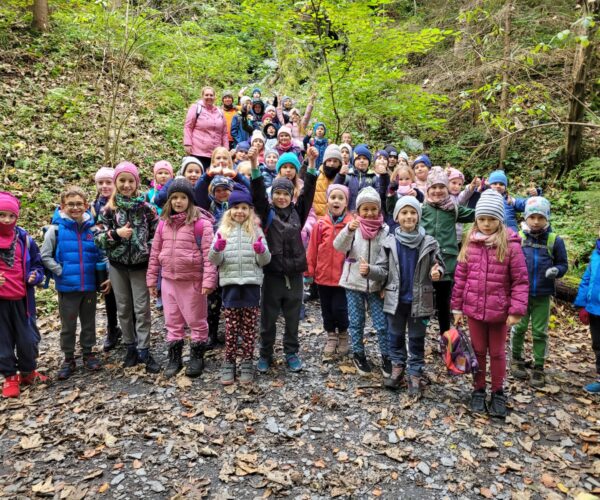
left=475, top=190, right=505, bottom=222
left=393, top=196, right=422, bottom=222
left=323, top=144, right=343, bottom=164
left=356, top=186, right=381, bottom=210
left=179, top=156, right=203, bottom=176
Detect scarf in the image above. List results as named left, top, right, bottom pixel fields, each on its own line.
left=150, top=180, right=164, bottom=191
left=470, top=230, right=501, bottom=247
left=394, top=225, right=425, bottom=249
left=115, top=194, right=145, bottom=210
left=0, top=227, right=17, bottom=267
left=328, top=212, right=346, bottom=225
left=426, top=194, right=456, bottom=213
left=397, top=184, right=416, bottom=195
left=277, top=142, right=295, bottom=153
left=357, top=215, right=383, bottom=240
left=169, top=211, right=188, bottom=229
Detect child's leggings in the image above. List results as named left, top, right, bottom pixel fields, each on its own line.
left=468, top=318, right=507, bottom=392
left=223, top=307, right=259, bottom=363
left=345, top=290, right=388, bottom=356
left=511, top=295, right=550, bottom=368
left=161, top=278, right=208, bottom=343
left=0, top=299, right=37, bottom=376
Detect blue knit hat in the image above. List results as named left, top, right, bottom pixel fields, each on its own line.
left=525, top=196, right=550, bottom=220
left=413, top=154, right=432, bottom=168
left=228, top=184, right=253, bottom=207
left=313, top=122, right=327, bottom=136
left=375, top=149, right=389, bottom=159
left=208, top=175, right=234, bottom=199
left=236, top=141, right=250, bottom=152
left=276, top=152, right=301, bottom=173
left=488, top=170, right=508, bottom=186
left=353, top=144, right=372, bottom=164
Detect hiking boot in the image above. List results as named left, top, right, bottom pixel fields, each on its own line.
left=164, top=340, right=184, bottom=379
left=407, top=374, right=423, bottom=398
left=352, top=353, right=372, bottom=375
left=57, top=358, right=77, bottom=380
left=239, top=360, right=254, bottom=385
left=103, top=327, right=122, bottom=352
left=285, top=353, right=303, bottom=372
left=186, top=342, right=206, bottom=378
left=584, top=379, right=600, bottom=393
left=337, top=331, right=350, bottom=357
left=83, top=354, right=102, bottom=371
left=123, top=345, right=139, bottom=368
left=138, top=349, right=160, bottom=374
left=257, top=356, right=272, bottom=374
left=384, top=364, right=405, bottom=390
left=530, top=368, right=545, bottom=388
left=488, top=391, right=508, bottom=418
left=381, top=355, right=393, bottom=378
left=221, top=361, right=235, bottom=385
left=2, top=375, right=20, bottom=398
left=511, top=358, right=528, bottom=380
left=470, top=389, right=487, bottom=414
left=322, top=332, right=338, bottom=362
left=21, top=370, right=49, bottom=386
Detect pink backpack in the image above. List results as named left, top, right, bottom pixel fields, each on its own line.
left=439, top=327, right=479, bottom=376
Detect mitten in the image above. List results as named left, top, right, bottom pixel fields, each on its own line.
left=253, top=236, right=266, bottom=254
left=579, top=308, right=590, bottom=326
left=545, top=267, right=559, bottom=279
left=213, top=232, right=227, bottom=252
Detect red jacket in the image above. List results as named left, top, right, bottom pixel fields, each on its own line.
left=306, top=213, right=353, bottom=286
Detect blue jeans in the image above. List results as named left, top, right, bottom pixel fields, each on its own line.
left=386, top=303, right=427, bottom=376
left=346, top=290, right=388, bottom=356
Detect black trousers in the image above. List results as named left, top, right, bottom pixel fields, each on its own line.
left=318, top=285, right=349, bottom=332
left=208, top=286, right=223, bottom=342
left=0, top=299, right=37, bottom=376
left=433, top=280, right=452, bottom=334
left=590, top=313, right=600, bottom=375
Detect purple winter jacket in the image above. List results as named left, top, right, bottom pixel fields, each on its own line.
left=451, top=229, right=529, bottom=323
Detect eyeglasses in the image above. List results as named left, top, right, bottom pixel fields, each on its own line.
left=65, top=203, right=85, bottom=209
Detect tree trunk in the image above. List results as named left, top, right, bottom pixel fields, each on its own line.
left=498, top=2, right=512, bottom=169
left=32, top=0, right=49, bottom=32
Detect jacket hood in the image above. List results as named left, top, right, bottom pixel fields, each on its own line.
left=52, top=207, right=94, bottom=229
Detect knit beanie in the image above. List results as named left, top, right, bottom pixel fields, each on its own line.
left=356, top=186, right=381, bottom=210
left=323, top=144, right=343, bottom=164
left=228, top=184, right=253, bottom=207
left=399, top=150, right=409, bottom=162
left=524, top=196, right=551, bottom=220
left=222, top=90, right=234, bottom=99
left=393, top=195, right=421, bottom=222
left=167, top=176, right=194, bottom=201
left=384, top=145, right=398, bottom=157
left=236, top=141, right=250, bottom=153
left=113, top=161, right=140, bottom=188
left=265, top=105, right=276, bottom=114
left=282, top=96, right=293, bottom=105
left=277, top=126, right=292, bottom=138
left=426, top=166, right=449, bottom=190
left=340, top=143, right=352, bottom=154
left=265, top=149, right=280, bottom=160
left=240, top=96, right=251, bottom=106
left=0, top=191, right=20, bottom=217
left=353, top=144, right=372, bottom=164
left=326, top=183, right=350, bottom=204
left=276, top=152, right=301, bottom=173
left=208, top=175, right=234, bottom=198
left=271, top=177, right=295, bottom=198
left=375, top=149, right=389, bottom=159
left=313, top=121, right=327, bottom=136
left=153, top=160, right=173, bottom=177
left=413, top=154, right=432, bottom=168
left=252, top=87, right=261, bottom=96
left=180, top=156, right=203, bottom=176
left=475, top=190, right=505, bottom=221
left=94, top=166, right=115, bottom=183
left=447, top=167, right=465, bottom=182
left=251, top=130, right=266, bottom=144
left=488, top=170, right=508, bottom=186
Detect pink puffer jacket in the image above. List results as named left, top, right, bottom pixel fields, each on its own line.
left=146, top=213, right=217, bottom=289
left=183, top=101, right=228, bottom=157
left=451, top=229, right=529, bottom=323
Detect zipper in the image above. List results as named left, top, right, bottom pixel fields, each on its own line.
left=77, top=230, right=84, bottom=291
left=171, top=223, right=177, bottom=274
left=532, top=245, right=538, bottom=296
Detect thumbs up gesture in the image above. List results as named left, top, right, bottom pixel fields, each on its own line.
left=348, top=214, right=359, bottom=232
left=430, top=262, right=442, bottom=281
left=117, top=221, right=133, bottom=240
left=213, top=232, right=227, bottom=252
left=359, top=256, right=369, bottom=277
left=253, top=236, right=266, bottom=254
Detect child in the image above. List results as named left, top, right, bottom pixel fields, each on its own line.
left=412, top=154, right=432, bottom=193
left=385, top=146, right=398, bottom=170
left=233, top=142, right=250, bottom=167
left=575, top=230, right=600, bottom=393
left=263, top=122, right=278, bottom=151
left=236, top=161, right=252, bottom=182
left=209, top=184, right=271, bottom=385
left=153, top=157, right=204, bottom=209
left=451, top=190, right=529, bottom=418
left=487, top=170, right=539, bottom=232
left=146, top=160, right=173, bottom=215
left=511, top=197, right=568, bottom=386
left=304, top=122, right=328, bottom=168
left=334, top=187, right=391, bottom=376
left=249, top=146, right=319, bottom=372
left=275, top=126, right=303, bottom=164
left=447, top=167, right=479, bottom=244
left=367, top=196, right=444, bottom=395
left=271, top=152, right=304, bottom=202
left=421, top=167, right=475, bottom=335
left=41, top=187, right=110, bottom=379
left=261, top=149, right=279, bottom=189
left=335, top=144, right=380, bottom=211
left=146, top=178, right=216, bottom=378
left=374, top=150, right=389, bottom=175
left=0, top=192, right=46, bottom=398
left=386, top=165, right=424, bottom=222
left=313, top=144, right=343, bottom=217
left=250, top=130, right=266, bottom=164
left=306, top=184, right=353, bottom=362
left=95, top=162, right=160, bottom=373
left=340, top=143, right=352, bottom=169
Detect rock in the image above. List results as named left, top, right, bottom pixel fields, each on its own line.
left=416, top=461, right=430, bottom=476
left=388, top=431, right=399, bottom=444
left=111, top=473, right=125, bottom=486
left=266, top=417, right=279, bottom=434
left=441, top=456, right=455, bottom=467
left=148, top=481, right=165, bottom=493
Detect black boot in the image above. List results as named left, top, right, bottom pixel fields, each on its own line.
left=123, top=344, right=139, bottom=367
left=488, top=390, right=508, bottom=418
left=103, top=326, right=123, bottom=352
left=138, top=348, right=161, bottom=374
left=186, top=342, right=207, bottom=378
left=164, top=340, right=184, bottom=378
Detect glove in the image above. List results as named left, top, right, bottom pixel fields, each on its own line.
left=213, top=232, right=227, bottom=252
left=253, top=236, right=266, bottom=254
left=579, top=308, right=590, bottom=325
left=545, top=267, right=559, bottom=279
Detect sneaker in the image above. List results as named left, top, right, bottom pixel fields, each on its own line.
left=138, top=349, right=160, bottom=374
left=83, top=354, right=102, bottom=371
left=384, top=364, right=405, bottom=390
left=123, top=345, right=139, bottom=368
left=470, top=389, right=487, bottom=414
left=221, top=361, right=235, bottom=385
left=239, top=360, right=254, bottom=385
left=337, top=331, right=350, bottom=357
left=322, top=332, right=338, bottom=362
left=103, top=327, right=122, bottom=352
left=2, top=375, right=21, bottom=398
left=530, top=368, right=545, bottom=388
left=488, top=391, right=508, bottom=418
left=57, top=358, right=77, bottom=380
left=285, top=353, right=303, bottom=372
left=407, top=374, right=423, bottom=398
left=352, top=353, right=372, bottom=375
left=584, top=379, right=600, bottom=394
left=256, top=356, right=272, bottom=374
left=511, top=358, right=528, bottom=380
left=381, top=355, right=392, bottom=378
left=20, top=370, right=49, bottom=386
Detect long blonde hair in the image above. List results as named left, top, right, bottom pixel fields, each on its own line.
left=458, top=219, right=508, bottom=263
left=218, top=206, right=258, bottom=241
left=390, top=165, right=415, bottom=184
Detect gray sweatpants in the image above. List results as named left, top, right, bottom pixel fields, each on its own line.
left=109, top=266, right=151, bottom=349
left=58, top=291, right=97, bottom=358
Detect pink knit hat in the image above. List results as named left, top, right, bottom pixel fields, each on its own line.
left=94, top=166, right=115, bottom=183
left=426, top=166, right=449, bottom=190
left=326, top=183, right=350, bottom=203
left=113, top=161, right=140, bottom=187
left=277, top=126, right=293, bottom=138
left=447, top=167, right=465, bottom=182
left=0, top=191, right=20, bottom=217
left=153, top=160, right=173, bottom=177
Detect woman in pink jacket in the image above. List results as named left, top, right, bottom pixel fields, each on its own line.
left=451, top=190, right=529, bottom=419
left=147, top=178, right=217, bottom=380
left=183, top=87, right=229, bottom=170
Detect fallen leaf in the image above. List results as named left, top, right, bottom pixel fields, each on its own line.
left=104, top=433, right=117, bottom=448
left=339, top=364, right=357, bottom=374
left=203, top=407, right=219, bottom=419
left=541, top=473, right=556, bottom=488
left=32, top=477, right=54, bottom=494
left=20, top=433, right=44, bottom=450
left=557, top=483, right=569, bottom=493
left=98, top=483, right=109, bottom=494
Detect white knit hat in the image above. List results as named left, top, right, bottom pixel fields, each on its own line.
left=356, top=186, right=381, bottom=210
left=393, top=196, right=422, bottom=222
left=475, top=190, right=505, bottom=221
left=251, top=130, right=265, bottom=144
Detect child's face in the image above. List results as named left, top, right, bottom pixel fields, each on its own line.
left=266, top=110, right=276, bottom=119
left=327, top=190, right=347, bottom=217
left=354, top=155, right=369, bottom=172
left=252, top=138, right=264, bottom=151
left=235, top=151, right=248, bottom=162
left=222, top=96, right=233, bottom=107
left=341, top=133, right=351, bottom=144
left=116, top=173, right=137, bottom=197
left=397, top=207, right=418, bottom=232
left=184, top=164, right=202, bottom=185
left=477, top=216, right=501, bottom=235
left=0, top=211, right=17, bottom=225
left=291, top=113, right=300, bottom=124
left=526, top=214, right=548, bottom=232
left=389, top=156, right=398, bottom=168
left=170, top=193, right=189, bottom=213
left=397, top=172, right=412, bottom=186
left=427, top=184, right=448, bottom=203
left=358, top=202, right=379, bottom=219
left=155, top=169, right=172, bottom=186
left=272, top=189, right=292, bottom=209
left=265, top=126, right=276, bottom=137
left=324, top=158, right=341, bottom=170
left=279, top=165, right=296, bottom=180
left=448, top=178, right=464, bottom=196
left=413, top=162, right=429, bottom=181
left=253, top=91, right=261, bottom=99
left=213, top=151, right=230, bottom=168
left=375, top=156, right=388, bottom=171
left=278, top=132, right=291, bottom=146
left=283, top=100, right=293, bottom=110
left=96, top=179, right=114, bottom=198
left=62, top=195, right=88, bottom=222
left=315, top=126, right=325, bottom=138
left=213, top=186, right=231, bottom=203
left=341, top=150, right=350, bottom=164
left=237, top=166, right=251, bottom=181
left=231, top=203, right=251, bottom=223
left=265, top=154, right=278, bottom=170
left=253, top=104, right=262, bottom=114
left=490, top=182, right=506, bottom=194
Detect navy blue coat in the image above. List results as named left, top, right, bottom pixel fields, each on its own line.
left=521, top=228, right=568, bottom=297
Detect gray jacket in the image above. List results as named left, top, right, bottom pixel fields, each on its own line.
left=367, top=233, right=444, bottom=317
left=333, top=223, right=389, bottom=293
left=208, top=225, right=271, bottom=286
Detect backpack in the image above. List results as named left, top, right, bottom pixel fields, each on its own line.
left=157, top=217, right=205, bottom=251
left=192, top=101, right=224, bottom=130
left=518, top=230, right=556, bottom=262
left=439, top=326, right=479, bottom=376
left=42, top=224, right=59, bottom=289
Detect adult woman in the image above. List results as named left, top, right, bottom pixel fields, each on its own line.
left=183, top=87, right=229, bottom=170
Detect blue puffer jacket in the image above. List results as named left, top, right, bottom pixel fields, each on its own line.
left=521, top=228, right=568, bottom=297
left=574, top=242, right=600, bottom=316
left=53, top=212, right=101, bottom=293
left=231, top=113, right=252, bottom=145
left=334, top=170, right=381, bottom=211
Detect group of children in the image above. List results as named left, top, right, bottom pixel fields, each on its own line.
left=1, top=122, right=599, bottom=419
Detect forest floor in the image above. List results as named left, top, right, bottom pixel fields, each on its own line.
left=0, top=299, right=599, bottom=499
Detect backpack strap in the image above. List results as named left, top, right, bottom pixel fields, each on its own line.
left=546, top=232, right=556, bottom=258
left=264, top=209, right=275, bottom=233
left=193, top=217, right=204, bottom=250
